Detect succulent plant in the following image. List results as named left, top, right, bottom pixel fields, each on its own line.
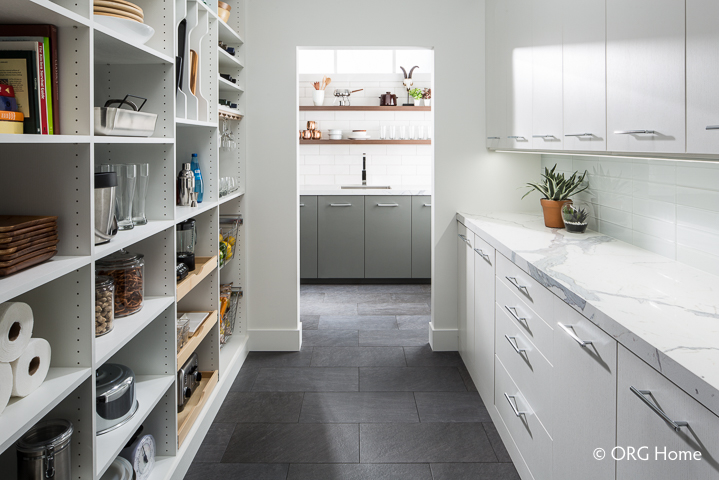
left=522, top=164, right=589, bottom=201
left=422, top=88, right=432, bottom=99
left=409, top=88, right=423, bottom=100
left=562, top=204, right=589, bottom=224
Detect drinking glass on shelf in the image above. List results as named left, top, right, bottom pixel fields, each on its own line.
left=111, top=164, right=137, bottom=231
left=418, top=126, right=425, bottom=140
left=427, top=126, right=432, bottom=140
left=400, top=126, right=406, bottom=140
left=131, top=163, right=149, bottom=226
left=390, top=126, right=396, bottom=140
left=409, top=126, right=416, bottom=140
left=380, top=125, right=387, bottom=140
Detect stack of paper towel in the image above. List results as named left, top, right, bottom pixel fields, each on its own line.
left=0, top=302, right=52, bottom=415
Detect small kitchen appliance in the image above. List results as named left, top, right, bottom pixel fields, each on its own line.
left=178, top=352, right=202, bottom=412
left=95, top=363, right=139, bottom=435
left=176, top=218, right=197, bottom=272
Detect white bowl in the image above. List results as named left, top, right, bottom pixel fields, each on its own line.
left=329, top=129, right=342, bottom=135
left=94, top=14, right=155, bottom=45
left=329, top=135, right=342, bottom=140
left=348, top=134, right=371, bottom=140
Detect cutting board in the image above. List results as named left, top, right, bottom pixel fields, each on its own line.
left=0, top=233, right=59, bottom=254
left=0, top=246, right=57, bottom=266
left=93, top=7, right=144, bottom=23
left=0, top=215, right=57, bottom=233
left=0, top=226, right=57, bottom=244
left=94, top=0, right=143, bottom=18
left=0, top=249, right=57, bottom=276
left=0, top=238, right=59, bottom=260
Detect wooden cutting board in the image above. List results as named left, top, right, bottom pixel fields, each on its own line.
left=0, top=215, right=57, bottom=233
left=0, top=250, right=57, bottom=277
left=0, top=245, right=57, bottom=265
left=94, top=0, right=143, bottom=17
left=94, top=6, right=144, bottom=23
left=0, top=233, right=59, bottom=254
left=0, top=238, right=59, bottom=259
left=0, top=225, right=57, bottom=243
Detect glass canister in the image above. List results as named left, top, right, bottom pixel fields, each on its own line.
left=95, top=275, right=115, bottom=337
left=96, top=249, right=144, bottom=317
left=17, top=419, right=73, bottom=480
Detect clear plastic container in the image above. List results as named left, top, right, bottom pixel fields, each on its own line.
left=177, top=314, right=190, bottom=351
left=95, top=275, right=115, bottom=337
left=96, top=249, right=144, bottom=317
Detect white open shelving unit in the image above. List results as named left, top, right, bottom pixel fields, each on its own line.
left=0, top=1, right=248, bottom=479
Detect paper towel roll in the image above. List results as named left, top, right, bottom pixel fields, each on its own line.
left=11, top=338, right=50, bottom=397
left=0, top=362, right=11, bottom=415
left=0, top=302, right=34, bottom=363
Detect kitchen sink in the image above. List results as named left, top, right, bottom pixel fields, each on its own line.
left=341, top=185, right=392, bottom=189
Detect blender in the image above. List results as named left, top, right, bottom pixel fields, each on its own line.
left=177, top=219, right=197, bottom=272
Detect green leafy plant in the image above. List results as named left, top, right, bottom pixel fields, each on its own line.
left=562, top=204, right=589, bottom=224
left=522, top=164, right=589, bottom=201
left=422, top=88, right=432, bottom=99
left=409, top=88, right=423, bottom=100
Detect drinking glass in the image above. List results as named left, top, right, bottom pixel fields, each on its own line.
left=418, top=126, right=425, bottom=140
left=390, top=126, right=396, bottom=140
left=427, top=126, right=432, bottom=140
left=380, top=125, right=387, bottom=140
left=132, top=163, right=149, bottom=226
left=400, top=126, right=406, bottom=140
left=111, top=164, right=136, bottom=230
left=409, top=126, right=416, bottom=140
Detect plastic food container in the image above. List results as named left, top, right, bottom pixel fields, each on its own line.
left=96, top=250, right=144, bottom=317
left=95, top=275, right=115, bottom=337
left=177, top=315, right=190, bottom=351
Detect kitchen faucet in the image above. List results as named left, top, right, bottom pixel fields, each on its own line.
left=362, top=153, right=367, bottom=186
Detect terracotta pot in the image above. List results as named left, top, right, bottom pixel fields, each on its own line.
left=540, top=199, right=572, bottom=228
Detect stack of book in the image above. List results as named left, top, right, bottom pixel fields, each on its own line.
left=0, top=25, right=60, bottom=135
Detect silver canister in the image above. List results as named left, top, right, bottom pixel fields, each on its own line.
left=177, top=163, right=195, bottom=206
left=94, top=171, right=118, bottom=245
left=17, top=419, right=73, bottom=480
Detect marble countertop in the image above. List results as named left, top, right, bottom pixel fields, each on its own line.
left=301, top=187, right=431, bottom=196
left=458, top=211, right=719, bottom=415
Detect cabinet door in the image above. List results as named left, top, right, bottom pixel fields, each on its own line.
left=563, top=0, right=606, bottom=151
left=473, top=234, right=495, bottom=405
left=617, top=346, right=719, bottom=479
left=532, top=0, right=563, bottom=150
left=486, top=0, right=508, bottom=150
left=411, top=196, right=431, bottom=279
left=504, top=0, right=533, bottom=150
left=606, top=0, right=685, bottom=153
left=365, top=196, right=412, bottom=278
left=300, top=196, right=317, bottom=279
left=552, top=298, right=616, bottom=480
left=317, top=196, right=364, bottom=278
left=687, top=0, right=719, bottom=154
left=457, top=223, right=474, bottom=367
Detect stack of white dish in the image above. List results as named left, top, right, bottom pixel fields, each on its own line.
left=329, top=129, right=342, bottom=140
left=347, top=130, right=370, bottom=140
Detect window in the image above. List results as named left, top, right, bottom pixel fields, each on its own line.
left=336, top=50, right=393, bottom=74
left=298, top=50, right=335, bottom=74
left=298, top=49, right=433, bottom=74
left=395, top=49, right=433, bottom=75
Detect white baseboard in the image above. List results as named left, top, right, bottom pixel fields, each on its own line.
left=248, top=327, right=302, bottom=351
left=428, top=323, right=458, bottom=351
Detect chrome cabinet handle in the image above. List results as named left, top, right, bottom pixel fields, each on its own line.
left=505, top=276, right=529, bottom=295
left=300, top=203, right=305, bottom=207
left=423, top=203, right=432, bottom=207
left=565, top=133, right=593, bottom=137
left=504, top=393, right=525, bottom=417
left=532, top=134, right=556, bottom=138
left=630, top=386, right=688, bottom=431
left=507, top=136, right=526, bottom=140
left=706, top=125, right=719, bottom=130
left=474, top=248, right=491, bottom=265
left=558, top=323, right=593, bottom=347
left=458, top=234, right=471, bottom=246
left=487, top=136, right=501, bottom=140
left=614, top=130, right=656, bottom=135
left=505, top=306, right=527, bottom=325
left=505, top=335, right=526, bottom=355
left=377, top=203, right=399, bottom=207
left=330, top=203, right=352, bottom=207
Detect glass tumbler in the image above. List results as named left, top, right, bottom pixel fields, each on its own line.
left=419, top=126, right=425, bottom=140
left=380, top=125, right=387, bottom=140
left=132, top=163, right=149, bottom=226
left=400, top=126, right=407, bottom=140
left=390, top=126, right=396, bottom=140
left=111, top=164, right=137, bottom=231
left=410, top=126, right=416, bottom=140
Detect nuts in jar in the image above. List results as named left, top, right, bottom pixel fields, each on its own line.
left=96, top=249, right=145, bottom=318
left=95, top=275, right=115, bottom=337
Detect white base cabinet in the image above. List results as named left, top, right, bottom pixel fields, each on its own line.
left=457, top=224, right=475, bottom=372
left=472, top=234, right=495, bottom=403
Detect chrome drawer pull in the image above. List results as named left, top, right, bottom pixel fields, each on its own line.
left=614, top=130, right=656, bottom=135
left=458, top=234, right=471, bottom=246
left=707, top=125, right=719, bottom=130
left=630, top=386, right=688, bottom=432
left=474, top=247, right=490, bottom=260
left=299, top=203, right=305, bottom=207
left=487, top=136, right=501, bottom=140
left=423, top=203, right=432, bottom=207
left=330, top=203, right=352, bottom=207
left=506, top=276, right=529, bottom=295
left=504, top=335, right=526, bottom=355
left=565, top=133, right=593, bottom=137
left=377, top=203, right=399, bottom=207
left=558, top=323, right=593, bottom=347
left=507, top=135, right=526, bottom=140
left=532, top=134, right=556, bottom=139
left=504, top=306, right=527, bottom=325
left=504, top=393, right=526, bottom=417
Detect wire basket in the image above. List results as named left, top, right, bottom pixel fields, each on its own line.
left=220, top=284, right=242, bottom=346
left=219, top=215, right=241, bottom=268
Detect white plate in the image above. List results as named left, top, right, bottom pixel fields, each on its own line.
left=94, top=14, right=155, bottom=45
left=100, top=456, right=133, bottom=480
left=348, top=135, right=371, bottom=140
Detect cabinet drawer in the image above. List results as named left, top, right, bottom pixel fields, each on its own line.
left=495, top=356, right=552, bottom=480
left=497, top=254, right=554, bottom=322
left=496, top=303, right=553, bottom=435
left=496, top=277, right=553, bottom=363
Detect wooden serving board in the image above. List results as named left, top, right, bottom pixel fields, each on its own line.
left=0, top=215, right=57, bottom=233
left=105, top=0, right=144, bottom=12
left=0, top=225, right=57, bottom=244
left=94, top=7, right=144, bottom=23
left=0, top=249, right=57, bottom=276
left=94, top=0, right=143, bottom=17
left=0, top=239, right=59, bottom=260
left=0, top=233, right=58, bottom=253
left=0, top=246, right=57, bottom=267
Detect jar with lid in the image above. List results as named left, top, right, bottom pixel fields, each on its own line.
left=96, top=249, right=144, bottom=317
left=95, top=275, right=115, bottom=337
left=17, top=419, right=73, bottom=480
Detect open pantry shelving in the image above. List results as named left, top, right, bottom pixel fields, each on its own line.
left=0, top=1, right=249, bottom=479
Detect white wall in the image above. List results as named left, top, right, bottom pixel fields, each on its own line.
left=246, top=0, right=539, bottom=351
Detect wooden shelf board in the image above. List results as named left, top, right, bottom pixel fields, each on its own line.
left=300, top=140, right=432, bottom=145
left=177, top=370, right=218, bottom=447
left=300, top=106, right=431, bottom=111
left=176, top=256, right=218, bottom=301
left=177, top=310, right=218, bottom=368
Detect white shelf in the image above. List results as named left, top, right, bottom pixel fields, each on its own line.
left=94, top=220, right=175, bottom=260
left=94, top=23, right=174, bottom=65
left=219, top=190, right=244, bottom=204
left=218, top=47, right=244, bottom=69
left=94, top=296, right=175, bottom=366
left=177, top=118, right=219, bottom=128
left=219, top=76, right=244, bottom=93
left=2, top=0, right=90, bottom=27
left=218, top=18, right=244, bottom=45
left=0, top=368, right=91, bottom=453
left=176, top=201, right=218, bottom=223
left=0, top=134, right=91, bottom=144
left=220, top=334, right=249, bottom=373
left=95, top=375, right=175, bottom=478
left=0, top=256, right=91, bottom=304
left=93, top=136, right=175, bottom=144
left=146, top=456, right=176, bottom=480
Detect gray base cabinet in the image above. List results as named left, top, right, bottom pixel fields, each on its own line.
left=365, top=196, right=412, bottom=278
left=300, top=196, right=318, bottom=278
left=317, top=196, right=364, bottom=278
left=412, top=196, right=431, bottom=278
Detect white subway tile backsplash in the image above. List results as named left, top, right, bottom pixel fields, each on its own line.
left=632, top=231, right=676, bottom=259
left=676, top=205, right=719, bottom=236
left=334, top=175, right=359, bottom=185
left=349, top=145, right=387, bottom=155
left=320, top=164, right=350, bottom=175
left=319, top=145, right=351, bottom=155
left=598, top=192, right=632, bottom=212
left=677, top=245, right=719, bottom=277
left=306, top=111, right=336, bottom=121
left=676, top=165, right=719, bottom=190
left=334, top=155, right=362, bottom=165
left=632, top=181, right=676, bottom=203
left=300, top=145, right=320, bottom=155
left=334, top=111, right=365, bottom=121
left=387, top=165, right=416, bottom=175
left=677, top=225, right=719, bottom=254
left=676, top=186, right=719, bottom=212
left=632, top=160, right=676, bottom=184
left=632, top=215, right=676, bottom=242
left=305, top=155, right=336, bottom=165
left=395, top=111, right=428, bottom=121
left=300, top=164, right=320, bottom=175
left=598, top=220, right=633, bottom=244
left=386, top=145, right=418, bottom=155
left=304, top=175, right=336, bottom=186
left=598, top=205, right=632, bottom=228
left=633, top=197, right=676, bottom=223
left=370, top=155, right=402, bottom=166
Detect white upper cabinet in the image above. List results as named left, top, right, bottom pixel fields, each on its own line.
left=531, top=0, right=563, bottom=150
left=562, top=0, right=606, bottom=151
left=486, top=0, right=508, bottom=150
left=606, top=0, right=686, bottom=154
left=505, top=0, right=533, bottom=150
left=687, top=0, right=719, bottom=154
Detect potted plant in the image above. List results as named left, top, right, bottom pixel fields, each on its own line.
left=409, top=88, right=423, bottom=106
left=561, top=203, right=590, bottom=233
left=423, top=88, right=431, bottom=107
left=523, top=165, right=589, bottom=228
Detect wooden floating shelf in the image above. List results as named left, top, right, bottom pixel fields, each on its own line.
left=176, top=256, right=218, bottom=301
left=178, top=370, right=218, bottom=447
left=219, top=110, right=244, bottom=121
left=300, top=140, right=431, bottom=145
left=300, top=106, right=431, bottom=111
left=177, top=310, right=218, bottom=368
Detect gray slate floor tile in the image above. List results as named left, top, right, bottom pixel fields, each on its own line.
left=404, top=344, right=464, bottom=366
left=358, top=302, right=430, bottom=315
left=244, top=347, right=313, bottom=368
left=318, top=315, right=397, bottom=330
left=323, top=293, right=392, bottom=304
left=192, top=423, right=236, bottom=462
left=303, top=330, right=359, bottom=346
left=253, top=367, right=358, bottom=392
left=360, top=367, right=467, bottom=392
left=300, top=292, right=325, bottom=304
left=360, top=423, right=497, bottom=463
left=430, top=463, right=521, bottom=480
left=396, top=315, right=430, bottom=330
left=414, top=392, right=490, bottom=422
left=230, top=367, right=260, bottom=392
left=222, top=424, right=359, bottom=463
left=301, top=315, right=319, bottom=330
left=358, top=284, right=430, bottom=294
left=311, top=346, right=406, bottom=367
left=483, top=422, right=513, bottom=462
left=301, top=302, right=358, bottom=316
left=301, top=284, right=360, bottom=294
left=299, top=392, right=419, bottom=423
left=458, top=363, right=478, bottom=392
left=390, top=293, right=431, bottom=304
left=185, top=463, right=289, bottom=480
left=215, top=392, right=304, bottom=423
left=359, top=330, right=429, bottom=347
left=287, top=464, right=432, bottom=480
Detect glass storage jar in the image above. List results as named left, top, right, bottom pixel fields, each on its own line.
left=95, top=275, right=115, bottom=337
left=96, top=249, right=144, bottom=317
left=177, top=314, right=190, bottom=351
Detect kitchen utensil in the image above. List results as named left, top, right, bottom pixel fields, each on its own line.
left=96, top=363, right=139, bottom=435
left=177, top=19, right=187, bottom=92
left=96, top=250, right=145, bottom=317
left=17, top=419, right=73, bottom=480
left=100, top=456, right=133, bottom=480
left=93, top=15, right=155, bottom=44
left=0, top=215, right=57, bottom=233
left=110, top=164, right=136, bottom=231
left=94, top=0, right=144, bottom=18
left=333, top=89, right=363, bottom=106
left=120, top=427, right=155, bottom=480
left=0, top=250, right=57, bottom=276
left=189, top=50, right=198, bottom=95
left=178, top=352, right=202, bottom=412
left=93, top=6, right=144, bottom=23
left=177, top=218, right=197, bottom=272
left=95, top=95, right=157, bottom=137
left=312, top=90, right=325, bottom=106
left=95, top=275, right=114, bottom=337
left=379, top=92, right=397, bottom=106
left=177, top=163, right=195, bottom=206
left=217, top=1, right=231, bottom=22
left=95, top=171, right=118, bottom=245
left=131, top=163, right=149, bottom=226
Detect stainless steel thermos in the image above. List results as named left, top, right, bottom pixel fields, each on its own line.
left=177, top=162, right=195, bottom=206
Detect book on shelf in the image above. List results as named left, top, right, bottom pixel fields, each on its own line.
left=0, top=83, right=18, bottom=112
left=0, top=119, right=23, bottom=134
left=0, top=42, right=49, bottom=134
left=0, top=51, right=39, bottom=134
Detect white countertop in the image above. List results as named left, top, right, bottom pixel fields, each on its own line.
left=300, top=187, right=431, bottom=196
left=458, top=211, right=719, bottom=415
